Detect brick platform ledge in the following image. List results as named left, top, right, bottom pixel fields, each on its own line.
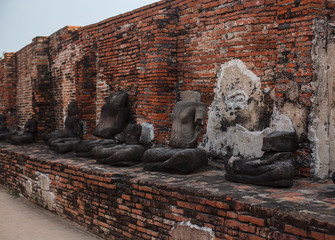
left=0, top=143, right=334, bottom=240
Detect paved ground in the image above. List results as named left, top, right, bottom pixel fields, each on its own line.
left=0, top=188, right=102, bottom=240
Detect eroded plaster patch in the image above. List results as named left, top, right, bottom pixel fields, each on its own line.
left=37, top=173, right=56, bottom=210
left=308, top=20, right=335, bottom=179
left=139, top=122, right=155, bottom=145
left=96, top=72, right=110, bottom=124
left=327, top=42, right=335, bottom=174
left=170, top=221, right=215, bottom=240
left=270, top=106, right=296, bottom=133
left=201, top=59, right=273, bottom=158
left=23, top=179, right=33, bottom=197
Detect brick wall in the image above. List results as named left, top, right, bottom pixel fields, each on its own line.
left=31, top=37, right=52, bottom=134
left=0, top=53, right=17, bottom=127
left=327, top=0, right=335, bottom=20
left=0, top=59, right=3, bottom=111
left=48, top=26, right=83, bottom=130
left=176, top=0, right=278, bottom=104
left=0, top=145, right=334, bottom=240
left=0, top=0, right=334, bottom=177
left=14, top=37, right=51, bottom=131
left=276, top=0, right=328, bottom=104
left=136, top=6, right=178, bottom=144
left=79, top=1, right=180, bottom=142
left=0, top=0, right=329, bottom=135
left=16, top=43, right=35, bottom=128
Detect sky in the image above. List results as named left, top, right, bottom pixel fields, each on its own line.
left=0, top=0, right=159, bottom=56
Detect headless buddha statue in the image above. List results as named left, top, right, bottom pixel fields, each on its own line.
left=75, top=92, right=130, bottom=157
left=8, top=118, right=38, bottom=145
left=142, top=91, right=208, bottom=174
left=44, top=100, right=84, bottom=153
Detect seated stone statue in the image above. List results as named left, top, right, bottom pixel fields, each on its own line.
left=75, top=91, right=130, bottom=157
left=43, top=101, right=84, bottom=154
left=43, top=100, right=81, bottom=142
left=0, top=114, right=13, bottom=141
left=92, top=92, right=130, bottom=138
left=225, top=131, right=297, bottom=188
left=92, top=123, right=145, bottom=166
left=142, top=91, right=208, bottom=174
left=8, top=118, right=38, bottom=145
left=0, top=114, right=7, bottom=132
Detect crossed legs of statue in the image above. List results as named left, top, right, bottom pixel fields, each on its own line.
left=143, top=148, right=208, bottom=174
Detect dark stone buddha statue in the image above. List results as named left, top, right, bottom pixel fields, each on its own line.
left=8, top=118, right=38, bottom=145
left=142, top=91, right=208, bottom=174
left=0, top=114, right=12, bottom=141
left=92, top=123, right=145, bottom=166
left=43, top=100, right=83, bottom=153
left=75, top=92, right=130, bottom=157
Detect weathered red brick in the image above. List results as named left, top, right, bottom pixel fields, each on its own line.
left=285, top=225, right=309, bottom=238
left=238, top=215, right=266, bottom=227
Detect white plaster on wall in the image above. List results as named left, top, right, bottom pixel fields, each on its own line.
left=308, top=20, right=335, bottom=179
left=225, top=125, right=270, bottom=158
left=327, top=42, right=335, bottom=174
left=39, top=174, right=50, bottom=191
left=208, top=108, right=295, bottom=158
left=139, top=122, right=155, bottom=145
left=23, top=179, right=33, bottom=197
left=41, top=191, right=56, bottom=211
left=22, top=173, right=56, bottom=210
left=270, top=106, right=296, bottom=133
left=37, top=173, right=56, bottom=211
left=170, top=221, right=215, bottom=240
left=62, top=108, right=67, bottom=125
left=201, top=59, right=299, bottom=159
left=96, top=71, right=110, bottom=124
left=201, top=59, right=274, bottom=158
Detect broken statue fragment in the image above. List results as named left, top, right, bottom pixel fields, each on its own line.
left=225, top=131, right=297, bottom=187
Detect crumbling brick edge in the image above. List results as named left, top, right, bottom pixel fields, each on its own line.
left=0, top=145, right=334, bottom=240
